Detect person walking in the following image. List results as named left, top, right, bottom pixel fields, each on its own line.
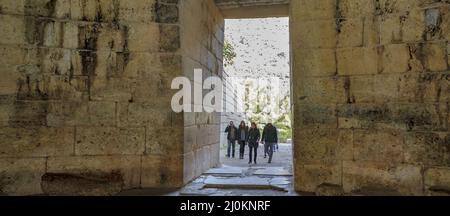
left=237, top=121, right=249, bottom=159
left=262, top=123, right=278, bottom=164
left=247, top=122, right=260, bottom=164
left=225, top=121, right=237, bottom=158
left=273, top=129, right=279, bottom=152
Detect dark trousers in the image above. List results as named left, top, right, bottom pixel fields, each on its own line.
left=227, top=140, right=236, bottom=157
left=238, top=140, right=246, bottom=159
left=265, top=142, right=275, bottom=163
left=248, top=142, right=258, bottom=163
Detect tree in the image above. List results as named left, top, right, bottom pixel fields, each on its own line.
left=223, top=40, right=237, bottom=67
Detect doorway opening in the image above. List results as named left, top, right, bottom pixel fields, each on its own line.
left=220, top=17, right=293, bottom=169
left=179, top=17, right=294, bottom=196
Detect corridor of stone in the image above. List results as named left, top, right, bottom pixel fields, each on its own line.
left=177, top=143, right=296, bottom=196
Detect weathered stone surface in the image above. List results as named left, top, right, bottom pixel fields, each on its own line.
left=41, top=172, right=123, bottom=196
left=296, top=104, right=337, bottom=129
left=295, top=129, right=339, bottom=163
left=405, top=132, right=450, bottom=166
left=424, top=167, right=450, bottom=196
left=0, top=158, right=46, bottom=195
left=380, top=44, right=411, bottom=74
left=141, top=155, right=183, bottom=188
left=315, top=183, right=344, bottom=196
left=290, top=0, right=335, bottom=22
left=291, top=0, right=450, bottom=195
left=353, top=130, right=404, bottom=163
left=337, top=46, right=379, bottom=75
left=47, top=156, right=141, bottom=189
left=294, top=20, right=337, bottom=49
left=146, top=126, right=183, bottom=155
left=0, top=127, right=74, bottom=157
left=299, top=78, right=337, bottom=104
left=295, top=163, right=342, bottom=193
left=338, top=0, right=375, bottom=18
left=342, top=161, right=423, bottom=195
left=294, top=48, right=336, bottom=77
left=75, top=127, right=145, bottom=156
left=337, top=18, right=364, bottom=47
left=336, top=76, right=375, bottom=103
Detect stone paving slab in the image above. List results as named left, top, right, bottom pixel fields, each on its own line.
left=253, top=167, right=292, bottom=176
left=204, top=166, right=246, bottom=176
left=269, top=177, right=290, bottom=185
left=203, top=176, right=288, bottom=191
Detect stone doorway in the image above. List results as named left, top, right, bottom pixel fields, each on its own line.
left=180, top=16, right=295, bottom=196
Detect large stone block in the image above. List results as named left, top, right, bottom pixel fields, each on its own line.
left=141, top=155, right=183, bottom=188
left=0, top=0, right=25, bottom=14
left=184, top=125, right=197, bottom=154
left=343, top=161, right=423, bottom=195
left=392, top=103, right=448, bottom=131
left=0, top=126, right=74, bottom=157
left=296, top=103, right=337, bottom=129
left=353, top=130, right=404, bottom=163
left=337, top=103, right=394, bottom=129
left=363, top=16, right=379, bottom=46
left=398, top=72, right=450, bottom=103
left=123, top=103, right=172, bottom=127
left=183, top=151, right=195, bottom=183
left=424, top=167, right=450, bottom=195
left=337, top=46, right=379, bottom=75
left=75, top=127, right=145, bottom=156
left=146, top=126, right=183, bottom=155
left=118, top=0, right=157, bottom=23
left=379, top=15, right=402, bottom=44
left=295, top=129, right=339, bottom=164
left=47, top=155, right=141, bottom=189
left=337, top=18, right=364, bottom=47
left=0, top=14, right=26, bottom=45
left=338, top=0, right=375, bottom=18
left=372, top=74, right=400, bottom=103
left=298, top=77, right=337, bottom=104
left=86, top=101, right=116, bottom=126
left=290, top=0, right=336, bottom=22
left=127, top=22, right=160, bottom=52
left=402, top=9, right=425, bottom=43
left=294, top=20, right=337, bottom=49
left=41, top=172, right=123, bottom=196
left=294, top=163, right=342, bottom=193
left=336, top=76, right=374, bottom=104
left=294, top=48, right=336, bottom=77
left=405, top=132, right=450, bottom=167
left=408, top=43, right=448, bottom=72
left=422, top=42, right=448, bottom=72
left=378, top=9, right=424, bottom=44
left=22, top=0, right=70, bottom=17
left=443, top=6, right=450, bottom=41
left=0, top=158, right=46, bottom=195
left=380, top=44, right=411, bottom=74
left=338, top=129, right=354, bottom=161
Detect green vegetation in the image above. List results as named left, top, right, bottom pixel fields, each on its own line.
left=223, top=40, right=237, bottom=67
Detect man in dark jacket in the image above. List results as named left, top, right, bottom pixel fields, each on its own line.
left=225, top=121, right=237, bottom=158
left=262, top=123, right=278, bottom=163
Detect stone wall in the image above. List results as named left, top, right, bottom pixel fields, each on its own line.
left=0, top=0, right=183, bottom=195
left=2, top=0, right=450, bottom=196
left=291, top=0, right=450, bottom=195
left=179, top=0, right=224, bottom=183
